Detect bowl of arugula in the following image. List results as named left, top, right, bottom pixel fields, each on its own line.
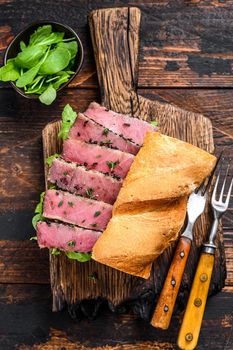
left=1, top=21, right=84, bottom=105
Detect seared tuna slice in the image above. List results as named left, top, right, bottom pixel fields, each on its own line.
left=62, top=139, right=134, bottom=179
left=48, top=158, right=122, bottom=204
left=37, top=221, right=101, bottom=252
left=84, top=102, right=157, bottom=145
left=43, top=189, right=112, bottom=231
left=69, top=113, right=139, bottom=155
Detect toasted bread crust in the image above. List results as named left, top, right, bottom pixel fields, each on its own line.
left=92, top=132, right=216, bottom=278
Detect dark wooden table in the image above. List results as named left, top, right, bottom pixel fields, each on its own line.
left=0, top=1, right=233, bottom=349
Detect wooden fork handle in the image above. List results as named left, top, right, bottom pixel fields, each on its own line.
left=150, top=236, right=191, bottom=329
left=177, top=252, right=215, bottom=350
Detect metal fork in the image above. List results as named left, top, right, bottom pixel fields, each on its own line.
left=150, top=155, right=222, bottom=330
left=204, top=163, right=233, bottom=254
left=151, top=186, right=209, bottom=330
left=178, top=163, right=233, bottom=350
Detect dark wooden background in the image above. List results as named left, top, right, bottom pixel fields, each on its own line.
left=0, top=1, right=232, bottom=349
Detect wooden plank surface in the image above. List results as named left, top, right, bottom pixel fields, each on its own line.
left=0, top=0, right=233, bottom=87
left=0, top=284, right=232, bottom=350
left=2, top=1, right=233, bottom=88
left=0, top=0, right=233, bottom=349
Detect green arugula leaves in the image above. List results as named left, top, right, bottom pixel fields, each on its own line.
left=150, top=120, right=158, bottom=127
left=39, top=46, right=71, bottom=75
left=65, top=251, right=92, bottom=262
left=58, top=104, right=77, bottom=140
left=0, top=24, right=78, bottom=105
left=50, top=248, right=61, bottom=255
left=39, top=84, right=56, bottom=105
left=15, top=45, right=47, bottom=69
left=50, top=249, right=92, bottom=262
left=46, top=153, right=60, bottom=166
left=0, top=60, right=20, bottom=81
left=32, top=191, right=45, bottom=230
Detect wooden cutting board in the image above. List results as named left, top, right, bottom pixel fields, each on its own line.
left=43, top=7, right=226, bottom=318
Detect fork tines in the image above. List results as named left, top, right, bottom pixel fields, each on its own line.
left=212, top=159, right=233, bottom=207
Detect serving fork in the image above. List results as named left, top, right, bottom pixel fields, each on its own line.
left=150, top=186, right=208, bottom=329
left=178, top=162, right=233, bottom=350
left=151, top=155, right=222, bottom=330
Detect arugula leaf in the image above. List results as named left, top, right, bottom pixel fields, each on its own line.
left=20, top=40, right=26, bottom=51
left=58, top=104, right=77, bottom=140
left=33, top=32, right=64, bottom=47
left=26, top=77, right=46, bottom=94
left=15, top=45, right=47, bottom=69
left=29, top=25, right=52, bottom=45
left=65, top=251, right=92, bottom=262
left=39, top=47, right=71, bottom=75
left=16, top=46, right=51, bottom=88
left=50, top=249, right=91, bottom=261
left=62, top=37, right=76, bottom=42
left=30, top=75, right=44, bottom=89
left=49, top=184, right=56, bottom=190
left=46, top=153, right=60, bottom=166
left=30, top=236, right=37, bottom=241
left=0, top=60, right=20, bottom=81
left=16, top=63, right=41, bottom=87
left=150, top=120, right=158, bottom=127
left=50, top=248, right=61, bottom=255
left=29, top=25, right=64, bottom=47
left=45, top=75, right=60, bottom=83
left=35, top=191, right=45, bottom=214
left=32, top=213, right=42, bottom=230
left=52, top=71, right=70, bottom=90
left=39, top=84, right=56, bottom=105
left=32, top=192, right=45, bottom=230
left=58, top=41, right=78, bottom=60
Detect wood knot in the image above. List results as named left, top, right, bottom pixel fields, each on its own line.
left=11, top=164, right=22, bottom=175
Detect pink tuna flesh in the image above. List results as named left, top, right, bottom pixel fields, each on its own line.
left=43, top=189, right=112, bottom=231
left=84, top=102, right=157, bottom=145
left=48, top=158, right=122, bottom=205
left=37, top=221, right=101, bottom=252
left=62, top=139, right=134, bottom=179
left=69, top=113, right=139, bottom=155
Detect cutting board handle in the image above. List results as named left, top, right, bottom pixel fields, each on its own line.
left=89, top=7, right=141, bottom=116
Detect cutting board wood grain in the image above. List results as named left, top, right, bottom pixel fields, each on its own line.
left=43, top=7, right=226, bottom=317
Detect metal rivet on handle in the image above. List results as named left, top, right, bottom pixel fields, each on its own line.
left=180, top=251, right=185, bottom=258
left=194, top=298, right=202, bottom=307
left=164, top=305, right=169, bottom=312
left=185, top=333, right=193, bottom=342
left=200, top=273, right=208, bottom=282
left=171, top=278, right=176, bottom=287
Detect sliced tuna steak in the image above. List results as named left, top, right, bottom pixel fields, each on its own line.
left=43, top=189, right=112, bottom=231
left=62, top=139, right=134, bottom=179
left=49, top=158, right=122, bottom=205
left=69, top=113, right=139, bottom=155
left=37, top=221, right=101, bottom=252
left=84, top=102, right=157, bottom=145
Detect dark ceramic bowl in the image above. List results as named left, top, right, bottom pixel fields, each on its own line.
left=4, top=21, right=84, bottom=100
